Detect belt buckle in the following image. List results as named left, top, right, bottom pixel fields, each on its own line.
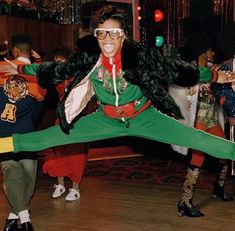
left=116, top=107, right=130, bottom=128
left=116, top=107, right=124, bottom=117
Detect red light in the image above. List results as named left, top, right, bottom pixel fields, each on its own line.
left=154, top=9, right=164, bottom=22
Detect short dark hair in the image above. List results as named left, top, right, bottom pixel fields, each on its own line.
left=52, top=45, right=72, bottom=60
left=91, top=4, right=130, bottom=37
left=11, top=34, right=32, bottom=54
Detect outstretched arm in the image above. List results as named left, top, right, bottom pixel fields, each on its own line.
left=18, top=62, right=40, bottom=76
left=0, top=58, right=18, bottom=75
left=0, top=58, right=40, bottom=76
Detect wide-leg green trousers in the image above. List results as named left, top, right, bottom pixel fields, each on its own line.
left=13, top=106, right=235, bottom=160
left=1, top=159, right=37, bottom=213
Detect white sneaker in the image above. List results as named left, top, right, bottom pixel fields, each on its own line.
left=65, top=188, right=80, bottom=201
left=52, top=184, right=65, bottom=198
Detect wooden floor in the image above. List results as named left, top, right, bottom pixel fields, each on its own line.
left=1, top=173, right=235, bottom=231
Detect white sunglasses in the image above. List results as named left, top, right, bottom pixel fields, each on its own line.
left=94, top=28, right=124, bottom=40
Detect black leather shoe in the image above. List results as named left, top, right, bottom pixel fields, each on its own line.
left=178, top=201, right=204, bottom=217
left=213, top=190, right=234, bottom=201
left=3, top=219, right=19, bottom=231
left=213, top=183, right=234, bottom=201
left=20, top=222, right=35, bottom=231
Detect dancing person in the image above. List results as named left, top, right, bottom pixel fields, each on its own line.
left=178, top=47, right=233, bottom=218
left=0, top=5, right=235, bottom=205
left=42, top=45, right=88, bottom=201
left=0, top=34, right=46, bottom=231
left=211, top=22, right=235, bottom=176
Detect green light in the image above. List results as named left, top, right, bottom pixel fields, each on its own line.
left=155, top=36, right=164, bottom=47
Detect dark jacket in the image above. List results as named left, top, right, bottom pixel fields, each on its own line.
left=37, top=40, right=200, bottom=133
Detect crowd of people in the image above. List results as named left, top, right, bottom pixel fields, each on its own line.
left=0, top=4, right=235, bottom=231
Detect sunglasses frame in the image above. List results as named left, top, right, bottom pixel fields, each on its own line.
left=94, top=28, right=124, bottom=40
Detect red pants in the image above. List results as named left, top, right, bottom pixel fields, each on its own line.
left=42, top=143, right=88, bottom=184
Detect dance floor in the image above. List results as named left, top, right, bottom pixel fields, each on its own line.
left=1, top=157, right=235, bottom=231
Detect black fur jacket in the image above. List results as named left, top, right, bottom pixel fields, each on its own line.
left=37, top=39, right=200, bottom=133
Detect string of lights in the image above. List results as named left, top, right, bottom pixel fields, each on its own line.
left=137, top=0, right=234, bottom=49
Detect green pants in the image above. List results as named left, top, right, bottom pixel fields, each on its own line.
left=1, top=159, right=37, bottom=214
left=13, top=106, right=235, bottom=160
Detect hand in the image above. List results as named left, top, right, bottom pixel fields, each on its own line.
left=217, top=70, right=235, bottom=83
left=198, top=54, right=207, bottom=67
left=31, top=49, right=41, bottom=59
left=0, top=58, right=18, bottom=75
left=205, top=48, right=215, bottom=62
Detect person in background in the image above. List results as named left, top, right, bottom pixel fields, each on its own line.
left=211, top=22, right=235, bottom=176
left=41, top=45, right=88, bottom=201
left=0, top=34, right=46, bottom=231
left=178, top=47, right=233, bottom=218
left=0, top=40, right=8, bottom=61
